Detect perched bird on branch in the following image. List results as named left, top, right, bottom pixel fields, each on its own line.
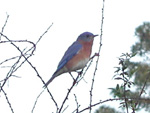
left=44, top=32, right=98, bottom=87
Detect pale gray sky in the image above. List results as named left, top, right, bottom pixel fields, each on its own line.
left=0, top=0, right=150, bottom=113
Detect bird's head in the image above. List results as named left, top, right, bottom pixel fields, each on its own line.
left=77, top=32, right=98, bottom=42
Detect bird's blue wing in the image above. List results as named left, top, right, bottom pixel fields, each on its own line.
left=56, top=41, right=82, bottom=72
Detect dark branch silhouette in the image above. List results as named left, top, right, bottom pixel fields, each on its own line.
left=89, top=0, right=105, bottom=112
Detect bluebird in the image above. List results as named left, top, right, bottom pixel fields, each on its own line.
left=44, top=32, right=98, bottom=87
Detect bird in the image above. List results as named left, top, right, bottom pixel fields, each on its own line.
left=44, top=32, right=98, bottom=87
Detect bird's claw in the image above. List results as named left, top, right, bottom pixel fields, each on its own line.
left=90, top=53, right=99, bottom=60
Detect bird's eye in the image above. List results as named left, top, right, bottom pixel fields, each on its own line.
left=86, top=35, right=90, bottom=38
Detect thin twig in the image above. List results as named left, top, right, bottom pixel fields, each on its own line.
left=32, top=89, right=45, bottom=113
left=123, top=74, right=129, bottom=113
left=0, top=13, right=9, bottom=40
left=0, top=36, right=36, bottom=91
left=74, top=94, right=79, bottom=109
left=62, top=105, right=69, bottom=113
left=31, top=23, right=59, bottom=111
left=45, top=87, right=59, bottom=112
left=133, top=71, right=150, bottom=112
left=73, top=94, right=80, bottom=113
left=0, top=56, right=20, bottom=65
left=79, top=97, right=150, bottom=113
left=36, top=23, right=53, bottom=45
left=80, top=98, right=122, bottom=113
left=89, top=0, right=105, bottom=112
left=58, top=74, right=80, bottom=113
left=0, top=51, right=23, bottom=91
left=2, top=88, right=14, bottom=113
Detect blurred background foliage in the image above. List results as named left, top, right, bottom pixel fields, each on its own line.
left=95, top=22, right=150, bottom=113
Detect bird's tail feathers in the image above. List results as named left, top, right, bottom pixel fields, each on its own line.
left=43, top=75, right=55, bottom=88
left=43, top=69, right=62, bottom=88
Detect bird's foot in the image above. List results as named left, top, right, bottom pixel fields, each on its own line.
left=90, top=53, right=99, bottom=60
left=77, top=71, right=83, bottom=76
left=69, top=72, right=76, bottom=81
left=73, top=79, right=77, bottom=85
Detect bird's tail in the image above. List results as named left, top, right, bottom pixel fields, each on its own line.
left=43, top=75, right=55, bottom=88
left=43, top=69, right=63, bottom=88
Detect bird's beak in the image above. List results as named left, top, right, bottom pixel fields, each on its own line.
left=93, top=34, right=99, bottom=38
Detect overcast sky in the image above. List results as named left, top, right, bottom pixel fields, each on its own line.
left=1, top=0, right=150, bottom=113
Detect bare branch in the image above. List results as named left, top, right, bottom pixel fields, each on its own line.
left=45, top=87, right=59, bottom=112
left=79, top=98, right=122, bottom=113
left=36, top=23, right=53, bottom=45
left=73, top=94, right=80, bottom=113
left=89, top=0, right=105, bottom=112
left=0, top=13, right=55, bottom=113
left=132, top=71, right=150, bottom=112
left=62, top=105, right=69, bottom=113
left=0, top=13, right=9, bottom=40
left=80, top=96, right=150, bottom=113
left=0, top=26, right=58, bottom=112
left=0, top=56, right=20, bottom=65
left=0, top=51, right=23, bottom=91
left=32, top=89, right=45, bottom=113
left=58, top=73, right=80, bottom=113
left=2, top=88, right=14, bottom=113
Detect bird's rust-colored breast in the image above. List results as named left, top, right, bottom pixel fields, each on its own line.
left=65, top=40, right=93, bottom=71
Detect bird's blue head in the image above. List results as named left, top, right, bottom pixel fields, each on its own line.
left=77, top=32, right=98, bottom=42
